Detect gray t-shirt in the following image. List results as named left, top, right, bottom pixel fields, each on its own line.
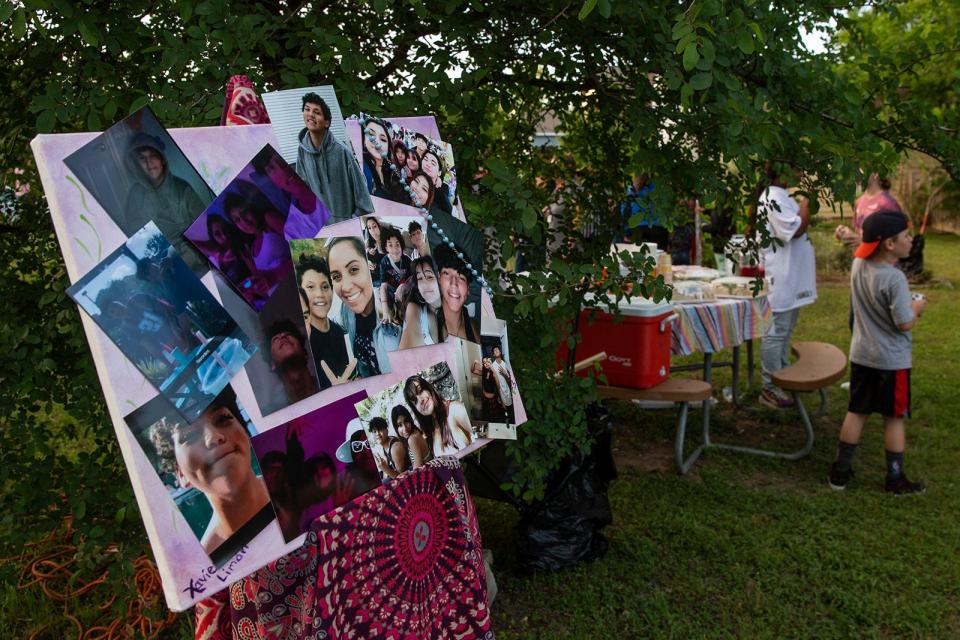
left=850, top=258, right=914, bottom=370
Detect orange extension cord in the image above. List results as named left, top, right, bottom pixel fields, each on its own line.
left=1, top=517, right=180, bottom=639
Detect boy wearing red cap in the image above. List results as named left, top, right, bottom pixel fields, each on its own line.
left=828, top=210, right=927, bottom=494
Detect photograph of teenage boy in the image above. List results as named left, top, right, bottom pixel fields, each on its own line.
left=63, top=107, right=213, bottom=274
left=147, top=391, right=274, bottom=566
left=403, top=373, right=474, bottom=457
left=361, top=117, right=393, bottom=199
left=295, top=93, right=374, bottom=222
left=433, top=243, right=481, bottom=343
left=250, top=145, right=331, bottom=240
left=378, top=226, right=412, bottom=325
left=399, top=256, right=442, bottom=349
left=368, top=417, right=409, bottom=480
left=364, top=216, right=388, bottom=286
left=297, top=253, right=356, bottom=388
left=392, top=404, right=432, bottom=470
left=266, top=319, right=319, bottom=404
left=327, top=236, right=400, bottom=377
left=407, top=220, right=429, bottom=260
left=69, top=224, right=255, bottom=421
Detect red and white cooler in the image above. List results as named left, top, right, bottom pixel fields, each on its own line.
left=562, top=296, right=676, bottom=389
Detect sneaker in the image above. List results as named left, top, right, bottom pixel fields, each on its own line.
left=828, top=463, right=854, bottom=490
left=758, top=388, right=795, bottom=409
left=885, top=475, right=926, bottom=495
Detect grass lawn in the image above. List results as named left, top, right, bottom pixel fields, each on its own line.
left=4, top=230, right=956, bottom=639
left=482, top=229, right=960, bottom=639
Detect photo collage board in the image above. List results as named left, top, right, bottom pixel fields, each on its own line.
left=35, top=86, right=525, bottom=610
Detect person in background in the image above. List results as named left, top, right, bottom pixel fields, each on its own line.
left=361, top=117, right=393, bottom=199
left=266, top=319, right=318, bottom=403
left=757, top=163, right=817, bottom=409
left=835, top=172, right=904, bottom=250
left=295, top=92, right=374, bottom=222
left=489, top=345, right=515, bottom=423
left=364, top=216, right=387, bottom=287
left=420, top=148, right=453, bottom=215
left=619, top=175, right=667, bottom=248
left=369, top=417, right=409, bottom=480
left=391, top=404, right=431, bottom=469
left=378, top=226, right=412, bottom=325
left=828, top=210, right=926, bottom=495
left=407, top=220, right=429, bottom=260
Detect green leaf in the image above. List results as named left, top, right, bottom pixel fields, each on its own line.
left=0, top=3, right=14, bottom=21
left=104, top=99, right=117, bottom=121
left=680, top=82, right=693, bottom=107
left=672, top=22, right=693, bottom=40
left=675, top=33, right=696, bottom=54
left=578, top=0, right=598, bottom=21
left=129, top=95, right=150, bottom=114
left=690, top=71, right=713, bottom=90
left=736, top=30, right=755, bottom=55
left=597, top=0, right=611, bottom=19
left=12, top=9, right=25, bottom=38
left=521, top=208, right=536, bottom=230
left=36, top=110, right=56, bottom=133
left=78, top=19, right=99, bottom=48
left=682, top=43, right=700, bottom=71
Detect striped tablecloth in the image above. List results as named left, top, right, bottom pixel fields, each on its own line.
left=671, top=296, right=773, bottom=356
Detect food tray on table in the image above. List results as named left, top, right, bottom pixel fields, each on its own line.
left=710, top=276, right=769, bottom=298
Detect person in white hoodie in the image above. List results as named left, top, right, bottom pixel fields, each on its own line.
left=757, top=163, right=817, bottom=409
left=295, top=93, right=374, bottom=222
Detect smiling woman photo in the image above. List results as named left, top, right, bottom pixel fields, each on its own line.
left=432, top=243, right=480, bottom=343
left=148, top=392, right=274, bottom=565
left=327, top=236, right=400, bottom=377
left=403, top=373, right=473, bottom=457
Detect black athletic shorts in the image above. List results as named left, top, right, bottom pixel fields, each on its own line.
left=848, top=362, right=911, bottom=418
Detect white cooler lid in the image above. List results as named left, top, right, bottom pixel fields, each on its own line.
left=583, top=293, right=674, bottom=317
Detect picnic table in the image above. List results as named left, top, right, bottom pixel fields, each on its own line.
left=669, top=296, right=772, bottom=404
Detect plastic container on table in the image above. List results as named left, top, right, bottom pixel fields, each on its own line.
left=558, top=295, right=676, bottom=389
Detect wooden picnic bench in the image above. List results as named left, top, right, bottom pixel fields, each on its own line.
left=596, top=341, right=847, bottom=474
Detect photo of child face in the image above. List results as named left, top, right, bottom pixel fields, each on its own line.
left=416, top=262, right=441, bottom=306
left=440, top=266, right=469, bottom=315
left=385, top=236, right=403, bottom=262
left=173, top=404, right=252, bottom=497
left=301, top=269, right=333, bottom=322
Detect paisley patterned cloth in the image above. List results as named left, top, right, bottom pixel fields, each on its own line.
left=220, top=75, right=271, bottom=127
left=194, top=457, right=494, bottom=639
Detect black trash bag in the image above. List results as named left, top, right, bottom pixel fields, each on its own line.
left=515, top=403, right=617, bottom=572
left=899, top=233, right=925, bottom=278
